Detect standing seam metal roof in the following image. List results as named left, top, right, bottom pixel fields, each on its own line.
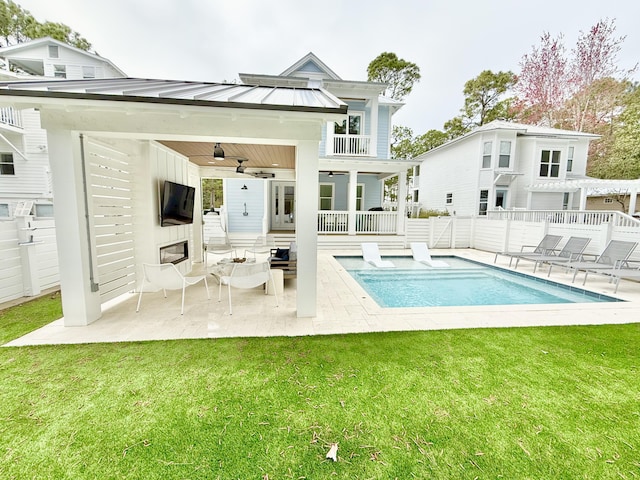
left=0, top=77, right=348, bottom=114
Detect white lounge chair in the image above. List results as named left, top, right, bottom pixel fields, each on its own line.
left=583, top=262, right=640, bottom=293
left=361, top=243, right=394, bottom=268
left=513, top=236, right=591, bottom=273
left=410, top=242, right=449, bottom=268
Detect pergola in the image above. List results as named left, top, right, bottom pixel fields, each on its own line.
left=528, top=178, right=640, bottom=214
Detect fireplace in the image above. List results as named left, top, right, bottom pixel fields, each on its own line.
left=159, top=241, right=189, bottom=265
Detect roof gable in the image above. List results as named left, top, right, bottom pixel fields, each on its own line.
left=280, top=52, right=341, bottom=80
left=0, top=37, right=126, bottom=76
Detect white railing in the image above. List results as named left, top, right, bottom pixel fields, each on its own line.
left=0, top=107, right=22, bottom=128
left=332, top=134, right=371, bottom=156
left=317, top=211, right=397, bottom=234
left=318, top=211, right=348, bottom=233
left=486, top=210, right=640, bottom=227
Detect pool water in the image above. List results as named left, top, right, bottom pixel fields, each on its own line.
left=335, top=256, right=620, bottom=308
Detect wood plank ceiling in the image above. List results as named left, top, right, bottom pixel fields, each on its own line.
left=158, top=141, right=296, bottom=170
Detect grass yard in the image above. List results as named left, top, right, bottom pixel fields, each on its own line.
left=1, top=296, right=639, bottom=479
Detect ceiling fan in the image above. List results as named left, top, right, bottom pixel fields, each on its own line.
left=191, top=143, right=250, bottom=172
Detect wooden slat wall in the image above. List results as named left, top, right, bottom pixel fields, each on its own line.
left=86, top=139, right=137, bottom=302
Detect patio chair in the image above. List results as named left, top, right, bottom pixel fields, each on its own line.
left=218, top=261, right=278, bottom=315
left=513, top=236, right=591, bottom=273
left=410, top=242, right=449, bottom=268
left=361, top=242, right=394, bottom=268
left=582, top=261, right=640, bottom=293
left=244, top=235, right=276, bottom=260
left=548, top=240, right=638, bottom=282
left=136, top=263, right=210, bottom=315
left=205, top=233, right=235, bottom=268
left=494, top=234, right=563, bottom=266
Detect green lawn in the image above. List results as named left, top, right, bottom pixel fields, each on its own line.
left=1, top=296, right=639, bottom=479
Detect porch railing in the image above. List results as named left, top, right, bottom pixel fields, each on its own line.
left=486, top=209, right=640, bottom=227
left=318, top=211, right=397, bottom=234
left=0, top=107, right=22, bottom=128
left=332, top=134, right=371, bottom=156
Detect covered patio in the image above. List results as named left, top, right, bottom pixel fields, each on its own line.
left=0, top=77, right=350, bottom=326
left=5, top=248, right=640, bottom=347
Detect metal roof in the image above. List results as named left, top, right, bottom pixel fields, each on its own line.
left=0, top=77, right=347, bottom=114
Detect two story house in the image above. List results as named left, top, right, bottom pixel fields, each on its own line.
left=162, top=53, right=416, bottom=243
left=414, top=121, right=600, bottom=216
left=0, top=37, right=126, bottom=218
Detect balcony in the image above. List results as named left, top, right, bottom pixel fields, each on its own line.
left=0, top=107, right=22, bottom=129
left=332, top=134, right=371, bottom=156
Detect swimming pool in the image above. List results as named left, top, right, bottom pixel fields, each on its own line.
left=335, top=256, right=621, bottom=308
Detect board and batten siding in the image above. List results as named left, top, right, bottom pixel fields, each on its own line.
left=225, top=178, right=266, bottom=234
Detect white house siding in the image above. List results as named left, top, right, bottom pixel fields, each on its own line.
left=323, top=173, right=382, bottom=211
left=419, top=137, right=480, bottom=216
left=377, top=105, right=390, bottom=160
left=530, top=192, right=564, bottom=210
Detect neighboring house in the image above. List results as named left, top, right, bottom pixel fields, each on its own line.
left=586, top=189, right=640, bottom=215
left=414, top=121, right=600, bottom=216
left=0, top=37, right=126, bottom=219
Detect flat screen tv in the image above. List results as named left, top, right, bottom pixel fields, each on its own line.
left=160, top=181, right=196, bottom=226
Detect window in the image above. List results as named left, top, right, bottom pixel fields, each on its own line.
left=414, top=165, right=420, bottom=177
left=563, top=192, right=570, bottom=210
left=54, top=65, right=66, bottom=78
left=48, top=45, right=59, bottom=58
left=0, top=204, right=8, bottom=217
left=356, top=184, right=364, bottom=211
left=539, top=150, right=561, bottom=178
left=35, top=204, right=54, bottom=217
left=334, top=113, right=363, bottom=135
left=498, top=141, right=511, bottom=168
left=603, top=197, right=613, bottom=204
left=478, top=190, right=488, bottom=215
left=446, top=193, right=453, bottom=205
left=319, top=183, right=334, bottom=210
left=82, top=66, right=96, bottom=79
left=567, top=146, right=574, bottom=172
left=482, top=141, right=492, bottom=168
left=0, top=153, right=14, bottom=175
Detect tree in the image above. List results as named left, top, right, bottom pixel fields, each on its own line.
left=515, top=31, right=569, bottom=126
left=367, top=52, right=421, bottom=101
left=0, top=0, right=91, bottom=50
left=589, top=83, right=640, bottom=179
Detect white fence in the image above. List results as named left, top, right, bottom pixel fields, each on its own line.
left=318, top=211, right=397, bottom=234
left=0, top=217, right=58, bottom=305
left=2, top=210, right=640, bottom=306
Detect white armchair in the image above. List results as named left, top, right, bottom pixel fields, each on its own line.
left=218, top=261, right=278, bottom=315
left=136, top=263, right=210, bottom=315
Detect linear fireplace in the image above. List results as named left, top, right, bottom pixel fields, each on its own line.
left=159, top=241, right=188, bottom=265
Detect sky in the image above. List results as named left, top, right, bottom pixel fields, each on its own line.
left=14, top=0, right=640, bottom=135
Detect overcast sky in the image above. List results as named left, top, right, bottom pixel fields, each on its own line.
left=15, top=0, right=640, bottom=135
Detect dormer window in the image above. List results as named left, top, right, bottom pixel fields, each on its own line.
left=48, top=45, right=59, bottom=58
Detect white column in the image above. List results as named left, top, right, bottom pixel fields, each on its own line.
left=579, top=187, right=588, bottom=210
left=628, top=189, right=637, bottom=215
left=347, top=170, right=358, bottom=235
left=295, top=141, right=319, bottom=318
left=396, top=170, right=407, bottom=234
left=47, top=129, right=102, bottom=326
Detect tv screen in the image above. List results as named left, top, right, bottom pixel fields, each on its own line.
left=161, top=181, right=196, bottom=226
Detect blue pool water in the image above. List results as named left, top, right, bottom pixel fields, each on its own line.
left=335, top=256, right=620, bottom=308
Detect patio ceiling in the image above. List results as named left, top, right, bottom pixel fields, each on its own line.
left=158, top=141, right=296, bottom=169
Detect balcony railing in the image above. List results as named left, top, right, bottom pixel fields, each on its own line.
left=332, top=134, right=371, bottom=156
left=318, top=210, right=397, bottom=234
left=0, top=107, right=22, bottom=128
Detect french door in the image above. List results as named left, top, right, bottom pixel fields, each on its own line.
left=271, top=181, right=295, bottom=230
